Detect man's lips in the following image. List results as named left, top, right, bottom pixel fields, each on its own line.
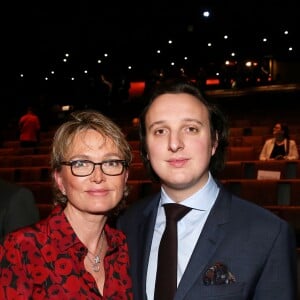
left=167, top=158, right=189, bottom=167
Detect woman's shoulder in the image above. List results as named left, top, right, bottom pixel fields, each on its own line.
left=264, top=138, right=275, bottom=145
left=288, top=139, right=297, bottom=145
left=2, top=224, right=41, bottom=248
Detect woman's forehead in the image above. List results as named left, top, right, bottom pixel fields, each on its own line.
left=67, top=129, right=117, bottom=154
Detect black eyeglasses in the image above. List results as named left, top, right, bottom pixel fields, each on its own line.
left=60, top=159, right=128, bottom=177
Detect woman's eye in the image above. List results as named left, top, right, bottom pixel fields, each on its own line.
left=106, top=161, right=118, bottom=167
left=73, top=160, right=86, bottom=167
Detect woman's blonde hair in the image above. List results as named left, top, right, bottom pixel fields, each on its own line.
left=50, top=110, right=132, bottom=215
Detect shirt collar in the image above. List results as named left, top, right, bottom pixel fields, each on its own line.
left=47, top=206, right=127, bottom=253
left=160, top=172, right=219, bottom=211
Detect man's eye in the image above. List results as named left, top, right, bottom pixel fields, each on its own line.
left=154, top=129, right=166, bottom=135
left=186, top=126, right=199, bottom=133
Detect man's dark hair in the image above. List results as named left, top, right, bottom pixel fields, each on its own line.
left=138, top=78, right=229, bottom=182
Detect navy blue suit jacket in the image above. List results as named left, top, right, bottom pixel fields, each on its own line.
left=117, top=183, right=297, bottom=299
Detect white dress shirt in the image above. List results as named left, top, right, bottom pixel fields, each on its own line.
left=146, top=172, right=220, bottom=300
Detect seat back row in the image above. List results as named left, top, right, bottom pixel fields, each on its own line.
left=0, top=154, right=50, bottom=167
left=220, top=179, right=300, bottom=206
left=0, top=146, right=51, bottom=156
left=2, top=139, right=53, bottom=149
left=216, top=160, right=300, bottom=180
left=0, top=167, right=51, bottom=182
left=0, top=153, right=143, bottom=167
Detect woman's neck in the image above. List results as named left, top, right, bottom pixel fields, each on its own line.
left=64, top=205, right=107, bottom=252
left=275, top=136, right=284, bottom=143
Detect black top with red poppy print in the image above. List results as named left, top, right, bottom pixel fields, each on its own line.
left=0, top=206, right=133, bottom=299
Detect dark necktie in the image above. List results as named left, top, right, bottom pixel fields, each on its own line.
left=154, top=203, right=192, bottom=300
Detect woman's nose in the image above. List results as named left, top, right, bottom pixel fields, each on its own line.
left=90, top=165, right=105, bottom=183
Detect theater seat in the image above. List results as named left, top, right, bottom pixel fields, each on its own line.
left=226, top=147, right=256, bottom=161
left=222, top=179, right=281, bottom=206
left=215, top=161, right=243, bottom=179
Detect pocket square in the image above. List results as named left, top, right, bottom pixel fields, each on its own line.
left=203, top=262, right=236, bottom=286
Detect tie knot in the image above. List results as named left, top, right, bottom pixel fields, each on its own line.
left=163, top=203, right=191, bottom=222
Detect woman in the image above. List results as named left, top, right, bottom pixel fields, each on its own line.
left=259, top=122, right=299, bottom=160
left=0, top=110, right=133, bottom=299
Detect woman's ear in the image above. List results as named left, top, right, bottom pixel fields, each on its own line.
left=54, top=170, right=66, bottom=195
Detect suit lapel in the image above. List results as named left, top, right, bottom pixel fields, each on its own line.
left=176, top=187, right=232, bottom=299
left=137, top=194, right=161, bottom=298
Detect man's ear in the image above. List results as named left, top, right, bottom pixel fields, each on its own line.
left=211, top=133, right=218, bottom=156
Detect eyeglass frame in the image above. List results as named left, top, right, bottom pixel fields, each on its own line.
left=60, top=159, right=128, bottom=177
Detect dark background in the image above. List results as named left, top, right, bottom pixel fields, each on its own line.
left=5, top=1, right=300, bottom=79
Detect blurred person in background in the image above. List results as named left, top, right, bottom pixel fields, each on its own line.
left=259, top=122, right=299, bottom=160
left=126, top=117, right=140, bottom=141
left=0, top=178, right=40, bottom=243
left=18, top=106, right=41, bottom=147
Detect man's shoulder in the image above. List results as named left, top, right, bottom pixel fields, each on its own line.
left=119, top=193, right=159, bottom=220
left=229, top=192, right=288, bottom=227
left=264, top=138, right=274, bottom=144
left=218, top=185, right=285, bottom=224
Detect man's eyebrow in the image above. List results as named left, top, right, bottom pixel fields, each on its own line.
left=148, top=118, right=204, bottom=130
left=148, top=120, right=166, bottom=130
left=182, top=118, right=203, bottom=124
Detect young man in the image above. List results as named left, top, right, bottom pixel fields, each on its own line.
left=117, top=79, right=297, bottom=300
